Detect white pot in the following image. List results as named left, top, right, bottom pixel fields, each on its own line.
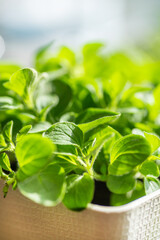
left=0, top=186, right=160, bottom=240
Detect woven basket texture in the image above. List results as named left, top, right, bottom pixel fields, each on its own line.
left=0, top=186, right=160, bottom=240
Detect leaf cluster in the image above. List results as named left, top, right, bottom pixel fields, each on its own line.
left=0, top=43, right=160, bottom=210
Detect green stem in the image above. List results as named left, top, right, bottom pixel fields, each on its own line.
left=93, top=172, right=107, bottom=182
left=77, top=156, right=88, bottom=169
left=89, top=155, right=97, bottom=169
left=77, top=146, right=86, bottom=159
left=7, top=177, right=15, bottom=185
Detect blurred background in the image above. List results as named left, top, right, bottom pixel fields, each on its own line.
left=0, top=0, right=160, bottom=65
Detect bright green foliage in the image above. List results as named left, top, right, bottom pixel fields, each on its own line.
left=144, top=177, right=160, bottom=194
left=110, top=181, right=145, bottom=206
left=144, top=132, right=160, bottom=153
left=16, top=125, right=32, bottom=142
left=0, top=42, right=160, bottom=210
left=77, top=108, right=120, bottom=133
left=107, top=173, right=135, bottom=194
left=63, top=173, right=94, bottom=210
left=4, top=68, right=37, bottom=108
left=0, top=153, right=12, bottom=172
left=109, top=135, right=151, bottom=175
left=0, top=97, right=21, bottom=111
left=3, top=121, right=13, bottom=144
left=16, top=134, right=55, bottom=181
left=18, top=164, right=66, bottom=206
left=140, top=160, right=159, bottom=177
left=44, top=122, right=83, bottom=148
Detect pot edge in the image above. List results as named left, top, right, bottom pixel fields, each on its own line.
left=87, top=189, right=160, bottom=213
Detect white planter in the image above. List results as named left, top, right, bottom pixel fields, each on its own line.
left=0, top=186, right=160, bottom=240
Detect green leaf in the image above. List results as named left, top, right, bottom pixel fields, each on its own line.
left=121, top=85, right=152, bottom=102
left=144, top=177, right=160, bottom=194
left=109, top=135, right=151, bottom=175
left=0, top=97, right=21, bottom=111
left=35, top=41, right=53, bottom=67
left=58, top=46, right=75, bottom=66
left=4, top=68, right=37, bottom=96
left=107, top=173, right=135, bottom=194
left=16, top=134, right=55, bottom=181
left=36, top=95, right=58, bottom=112
left=110, top=181, right=145, bottom=206
left=16, top=125, right=32, bottom=142
left=3, top=183, right=9, bottom=198
left=18, top=164, right=66, bottom=206
left=0, top=63, right=21, bottom=74
left=0, top=153, right=12, bottom=172
left=77, top=108, right=120, bottom=133
left=140, top=160, right=159, bottom=177
left=53, top=144, right=85, bottom=173
left=4, top=68, right=37, bottom=107
left=82, top=43, right=104, bottom=58
left=54, top=155, right=79, bottom=174
left=87, top=132, right=113, bottom=161
left=144, top=132, right=160, bottom=153
left=29, top=122, right=51, bottom=133
left=103, top=127, right=121, bottom=154
left=49, top=80, right=72, bottom=117
left=3, top=121, right=13, bottom=144
left=60, top=112, right=76, bottom=122
left=0, top=134, right=6, bottom=147
left=85, top=126, right=115, bottom=166
left=63, top=173, right=94, bottom=210
left=44, top=122, right=83, bottom=148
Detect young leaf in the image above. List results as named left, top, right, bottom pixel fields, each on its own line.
left=4, top=68, right=37, bottom=96
left=0, top=63, right=21, bottom=74
left=77, top=108, right=120, bottom=133
left=0, top=97, right=21, bottom=111
left=36, top=95, right=58, bottom=113
left=63, top=173, right=94, bottom=210
left=144, top=177, right=160, bottom=194
left=110, top=181, right=145, bottom=206
left=58, top=46, right=75, bottom=66
left=144, top=132, right=160, bottom=153
left=109, top=135, right=151, bottom=175
left=121, top=85, right=152, bottom=102
left=4, top=68, right=37, bottom=107
left=82, top=43, right=104, bottom=58
left=0, top=153, right=12, bottom=172
left=103, top=126, right=121, bottom=154
left=54, top=155, right=79, bottom=174
left=16, top=125, right=32, bottom=142
left=107, top=173, right=135, bottom=194
left=35, top=41, right=54, bottom=67
left=18, top=164, right=66, bottom=206
left=2, top=121, right=13, bottom=144
left=85, top=126, right=115, bottom=167
left=47, top=80, right=72, bottom=118
left=44, top=122, right=83, bottom=148
left=16, top=134, right=55, bottom=181
left=86, top=132, right=113, bottom=162
left=29, top=122, right=51, bottom=133
left=140, top=160, right=159, bottom=177
left=0, top=134, right=6, bottom=147
left=3, top=183, right=9, bottom=198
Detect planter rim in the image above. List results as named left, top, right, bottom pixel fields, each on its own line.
left=88, top=189, right=160, bottom=213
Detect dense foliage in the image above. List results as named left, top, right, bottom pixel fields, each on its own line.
left=1, top=42, right=160, bottom=210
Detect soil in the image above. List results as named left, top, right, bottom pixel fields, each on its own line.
left=92, top=180, right=110, bottom=206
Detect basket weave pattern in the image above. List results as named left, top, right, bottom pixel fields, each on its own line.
left=0, top=186, right=160, bottom=240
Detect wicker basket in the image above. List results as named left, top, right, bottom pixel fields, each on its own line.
left=0, top=185, right=160, bottom=240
